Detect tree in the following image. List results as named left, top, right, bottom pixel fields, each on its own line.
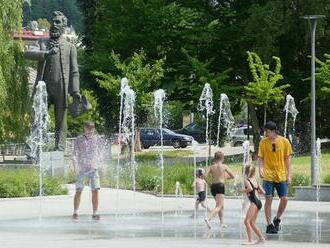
left=245, top=51, right=289, bottom=124
left=30, top=0, right=83, bottom=32
left=37, top=18, right=50, bottom=30
left=0, top=0, right=31, bottom=142
left=22, top=1, right=31, bottom=27
left=80, top=1, right=225, bottom=107
left=92, top=50, right=165, bottom=130
left=316, top=54, right=330, bottom=95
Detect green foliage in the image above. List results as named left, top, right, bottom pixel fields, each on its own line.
left=323, top=174, right=330, bottom=184
left=245, top=51, right=289, bottom=106
left=316, top=54, right=330, bottom=95
left=30, top=0, right=83, bottom=32
left=0, top=0, right=31, bottom=142
left=135, top=150, right=193, bottom=162
left=37, top=18, right=50, bottom=30
left=67, top=89, right=105, bottom=136
left=93, top=50, right=165, bottom=127
left=80, top=0, right=232, bottom=127
left=163, top=165, right=194, bottom=194
left=245, top=51, right=289, bottom=123
left=43, top=177, right=68, bottom=196
left=136, top=165, right=160, bottom=191
left=288, top=173, right=310, bottom=196
left=47, top=89, right=105, bottom=136
left=0, top=169, right=68, bottom=198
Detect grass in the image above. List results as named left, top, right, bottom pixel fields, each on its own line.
left=223, top=150, right=330, bottom=181
left=72, top=148, right=330, bottom=197
left=134, top=149, right=194, bottom=161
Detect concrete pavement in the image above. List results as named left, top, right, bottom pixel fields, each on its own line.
left=0, top=186, right=329, bottom=247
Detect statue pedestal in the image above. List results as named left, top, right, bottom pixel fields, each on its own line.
left=294, top=184, right=330, bottom=201
left=41, top=151, right=66, bottom=176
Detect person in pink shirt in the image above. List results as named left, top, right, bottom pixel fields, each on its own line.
left=72, top=121, right=103, bottom=221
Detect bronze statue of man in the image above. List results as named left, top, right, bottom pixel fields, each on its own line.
left=25, top=11, right=81, bottom=151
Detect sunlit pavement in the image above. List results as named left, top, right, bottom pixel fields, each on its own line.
left=0, top=186, right=329, bottom=248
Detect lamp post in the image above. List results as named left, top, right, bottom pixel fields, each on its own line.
left=302, top=15, right=325, bottom=185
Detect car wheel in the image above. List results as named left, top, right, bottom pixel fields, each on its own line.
left=172, top=139, right=181, bottom=148
left=142, top=144, right=150, bottom=149
left=180, top=144, right=187, bottom=148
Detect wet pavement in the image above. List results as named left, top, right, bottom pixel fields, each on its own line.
left=0, top=209, right=329, bottom=246
left=0, top=187, right=329, bottom=247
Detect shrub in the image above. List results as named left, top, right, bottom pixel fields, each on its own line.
left=163, top=164, right=194, bottom=194
left=288, top=173, right=310, bottom=196
left=0, top=169, right=68, bottom=198
left=323, top=174, right=330, bottom=184
left=136, top=165, right=161, bottom=191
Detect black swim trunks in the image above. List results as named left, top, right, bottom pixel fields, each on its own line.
left=210, top=182, right=225, bottom=197
left=197, top=191, right=206, bottom=202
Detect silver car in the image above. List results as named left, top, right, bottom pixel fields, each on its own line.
left=229, top=126, right=254, bottom=147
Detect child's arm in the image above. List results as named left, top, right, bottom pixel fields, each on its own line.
left=240, top=179, right=253, bottom=193
left=225, top=165, right=235, bottom=179
left=204, top=167, right=211, bottom=184
left=203, top=179, right=208, bottom=186
left=257, top=182, right=265, bottom=195
left=191, top=179, right=196, bottom=188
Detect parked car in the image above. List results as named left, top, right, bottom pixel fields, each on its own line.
left=229, top=126, right=254, bottom=147
left=140, top=128, right=193, bottom=149
left=174, top=122, right=206, bottom=144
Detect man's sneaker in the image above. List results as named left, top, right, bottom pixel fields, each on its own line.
left=72, top=213, right=78, bottom=220
left=266, top=224, right=278, bottom=234
left=273, top=217, right=281, bottom=231
left=92, top=214, right=100, bottom=221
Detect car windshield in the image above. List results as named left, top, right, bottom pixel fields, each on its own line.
left=163, top=128, right=177, bottom=135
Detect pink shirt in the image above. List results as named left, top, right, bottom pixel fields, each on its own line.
left=73, top=134, right=102, bottom=173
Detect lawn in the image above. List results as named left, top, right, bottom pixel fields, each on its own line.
left=224, top=150, right=330, bottom=181
left=103, top=148, right=330, bottom=196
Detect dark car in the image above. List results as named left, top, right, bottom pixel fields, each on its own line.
left=174, top=122, right=206, bottom=144
left=140, top=128, right=193, bottom=149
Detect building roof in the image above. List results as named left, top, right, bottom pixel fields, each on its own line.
left=13, top=29, right=49, bottom=40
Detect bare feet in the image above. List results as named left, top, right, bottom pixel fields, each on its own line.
left=204, top=218, right=211, bottom=229
left=255, top=239, right=266, bottom=245
left=220, top=223, right=228, bottom=229
left=241, top=241, right=254, bottom=245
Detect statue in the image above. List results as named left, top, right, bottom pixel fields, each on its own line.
left=25, top=11, right=81, bottom=151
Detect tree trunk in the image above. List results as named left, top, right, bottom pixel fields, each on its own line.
left=134, top=128, right=142, bottom=152
left=249, top=104, right=262, bottom=154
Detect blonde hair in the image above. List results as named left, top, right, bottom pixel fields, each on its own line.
left=214, top=151, right=224, bottom=162
left=244, top=165, right=256, bottom=178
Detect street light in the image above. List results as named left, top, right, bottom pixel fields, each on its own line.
left=302, top=15, right=325, bottom=185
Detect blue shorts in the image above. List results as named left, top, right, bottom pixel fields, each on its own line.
left=76, top=169, right=100, bottom=191
left=263, top=180, right=288, bottom=198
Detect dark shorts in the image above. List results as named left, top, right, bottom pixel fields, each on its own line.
left=210, top=182, right=225, bottom=197
left=263, top=180, right=288, bottom=198
left=197, top=191, right=206, bottom=202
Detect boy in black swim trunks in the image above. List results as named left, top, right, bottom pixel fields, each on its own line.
left=204, top=151, right=235, bottom=229
left=191, top=168, right=210, bottom=218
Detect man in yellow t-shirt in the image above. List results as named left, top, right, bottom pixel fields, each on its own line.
left=258, top=121, right=292, bottom=234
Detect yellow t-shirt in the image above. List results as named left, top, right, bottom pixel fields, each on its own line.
left=258, top=135, right=292, bottom=182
